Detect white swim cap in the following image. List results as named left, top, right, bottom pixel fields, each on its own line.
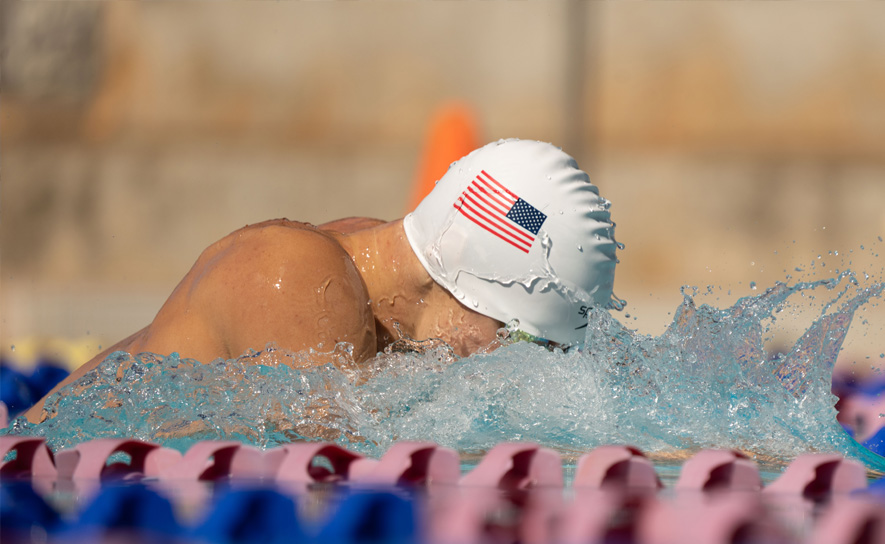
left=403, top=139, right=619, bottom=345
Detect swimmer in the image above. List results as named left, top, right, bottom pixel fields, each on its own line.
left=24, top=139, right=618, bottom=424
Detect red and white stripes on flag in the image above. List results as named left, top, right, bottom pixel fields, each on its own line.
left=453, top=170, right=547, bottom=254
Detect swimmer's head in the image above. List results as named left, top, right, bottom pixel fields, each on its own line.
left=403, top=139, right=619, bottom=346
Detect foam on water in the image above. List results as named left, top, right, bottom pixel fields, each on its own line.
left=5, top=273, right=885, bottom=471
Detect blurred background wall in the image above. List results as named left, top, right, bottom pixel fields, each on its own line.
left=2, top=2, right=884, bottom=373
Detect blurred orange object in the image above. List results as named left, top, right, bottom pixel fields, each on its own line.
left=406, top=102, right=479, bottom=214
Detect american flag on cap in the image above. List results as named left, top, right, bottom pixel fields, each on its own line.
left=453, top=170, right=547, bottom=253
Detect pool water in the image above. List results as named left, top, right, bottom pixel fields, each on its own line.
left=4, top=270, right=885, bottom=472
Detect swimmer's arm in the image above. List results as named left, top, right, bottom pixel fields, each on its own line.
left=23, top=327, right=150, bottom=424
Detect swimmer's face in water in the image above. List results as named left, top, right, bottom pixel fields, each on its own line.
left=410, top=275, right=505, bottom=357
left=432, top=305, right=504, bottom=357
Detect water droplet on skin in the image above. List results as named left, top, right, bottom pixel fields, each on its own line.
left=10, top=345, right=14, bottom=352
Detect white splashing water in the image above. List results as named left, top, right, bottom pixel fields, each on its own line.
left=5, top=274, right=884, bottom=470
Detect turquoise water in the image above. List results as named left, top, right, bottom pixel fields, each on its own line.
left=5, top=271, right=885, bottom=472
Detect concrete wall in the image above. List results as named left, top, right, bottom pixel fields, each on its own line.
left=3, top=2, right=885, bottom=371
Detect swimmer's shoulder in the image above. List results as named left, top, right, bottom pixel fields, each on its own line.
left=197, top=219, right=347, bottom=265
left=195, top=218, right=367, bottom=304
left=176, top=219, right=376, bottom=359
left=217, top=218, right=330, bottom=243
left=198, top=217, right=387, bottom=262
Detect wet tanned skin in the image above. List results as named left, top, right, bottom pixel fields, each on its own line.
left=25, top=217, right=503, bottom=423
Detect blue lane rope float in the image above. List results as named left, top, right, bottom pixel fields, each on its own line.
left=62, top=483, right=182, bottom=540
left=0, top=481, right=62, bottom=540
left=0, top=358, right=69, bottom=419
left=192, top=487, right=304, bottom=544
